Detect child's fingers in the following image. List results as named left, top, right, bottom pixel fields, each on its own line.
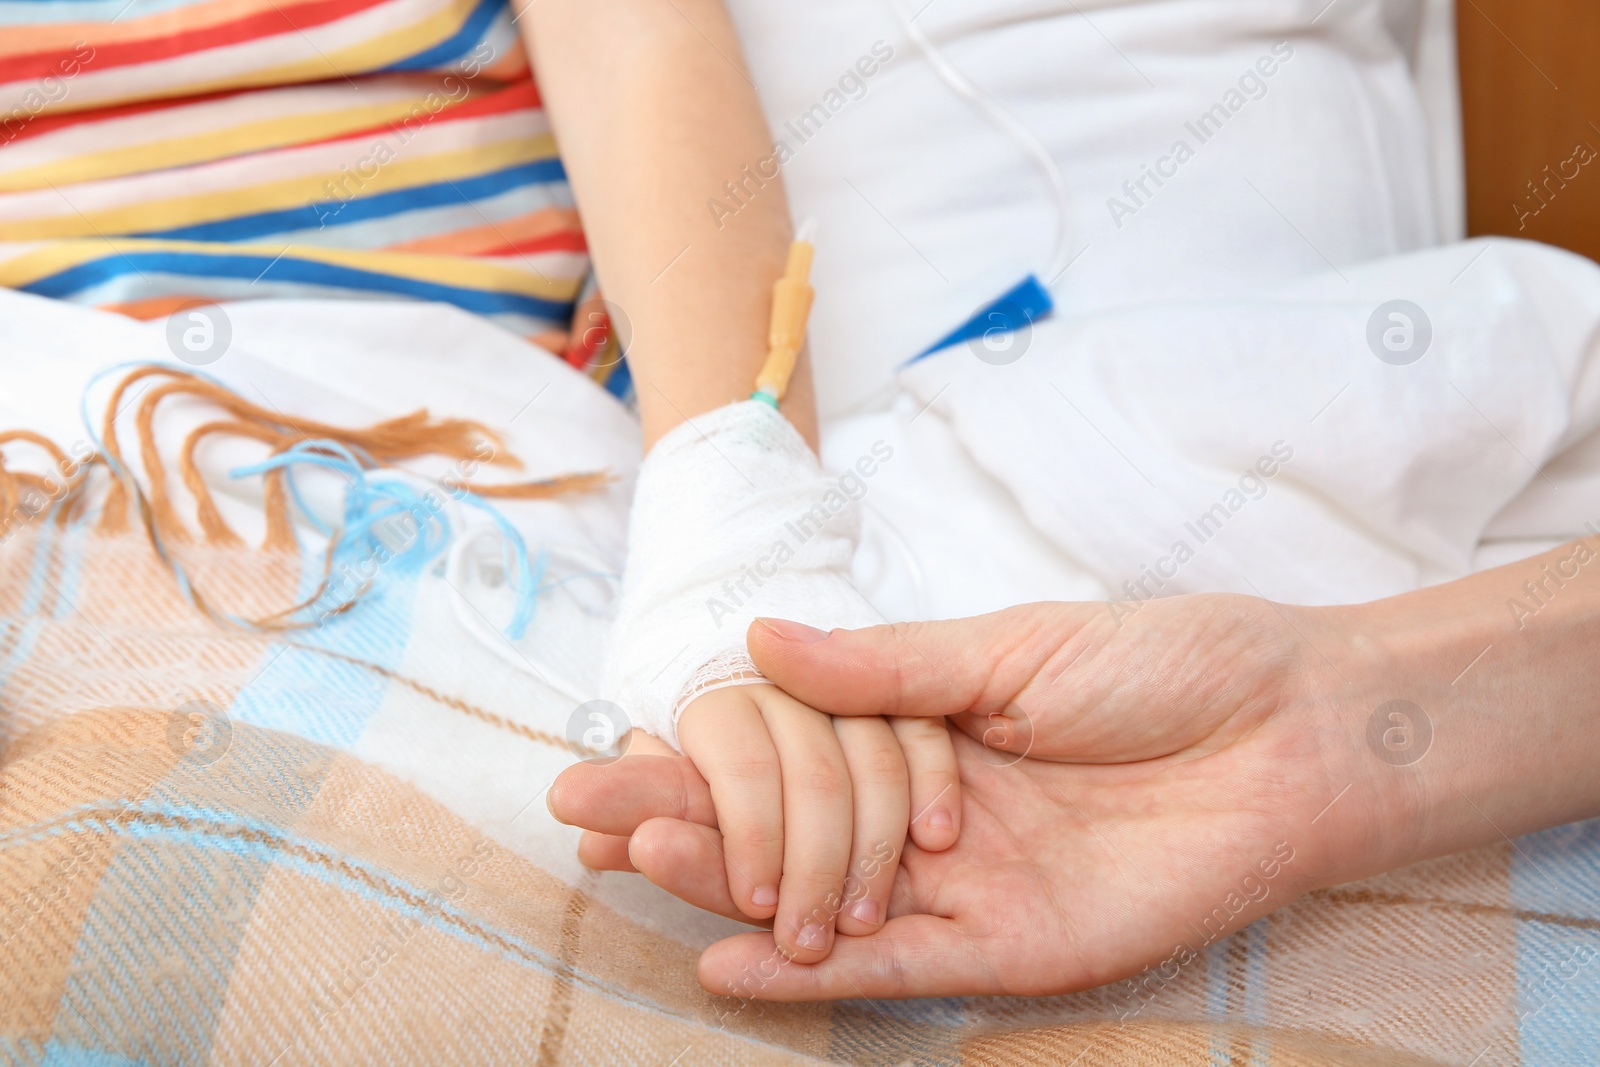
left=678, top=690, right=785, bottom=922
left=576, top=831, right=636, bottom=871
left=830, top=716, right=907, bottom=936
left=757, top=690, right=854, bottom=962
left=892, top=716, right=961, bottom=852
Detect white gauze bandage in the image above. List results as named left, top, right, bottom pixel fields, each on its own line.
left=602, top=400, right=880, bottom=749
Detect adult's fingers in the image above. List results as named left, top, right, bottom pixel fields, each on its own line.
left=698, top=915, right=1007, bottom=1000
left=621, top=730, right=677, bottom=758
left=576, top=831, right=635, bottom=871
left=747, top=605, right=1067, bottom=719
left=548, top=752, right=716, bottom=836
left=627, top=817, right=763, bottom=926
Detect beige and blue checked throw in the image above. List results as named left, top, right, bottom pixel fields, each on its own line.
left=2, top=376, right=1599, bottom=1067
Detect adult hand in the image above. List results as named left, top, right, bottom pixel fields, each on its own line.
left=556, top=594, right=1372, bottom=997
left=553, top=544, right=1600, bottom=999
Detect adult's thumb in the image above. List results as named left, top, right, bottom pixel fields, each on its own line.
left=746, top=604, right=1063, bottom=718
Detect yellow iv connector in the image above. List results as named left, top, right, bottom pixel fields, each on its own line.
left=751, top=223, right=816, bottom=408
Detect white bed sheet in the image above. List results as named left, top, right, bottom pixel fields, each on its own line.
left=724, top=0, right=1467, bottom=418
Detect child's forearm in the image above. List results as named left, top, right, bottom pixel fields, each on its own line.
left=516, top=0, right=818, bottom=451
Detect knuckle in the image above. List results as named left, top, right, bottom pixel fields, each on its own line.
left=787, top=876, right=848, bottom=910
left=852, top=745, right=909, bottom=789
left=717, top=757, right=781, bottom=788
left=671, top=769, right=699, bottom=821
left=842, top=868, right=887, bottom=907
left=731, top=824, right=784, bottom=857
left=870, top=932, right=912, bottom=994
left=894, top=716, right=950, bottom=746
left=798, top=763, right=851, bottom=798
left=885, top=634, right=919, bottom=718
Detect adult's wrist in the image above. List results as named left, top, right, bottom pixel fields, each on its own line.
left=1315, top=539, right=1600, bottom=882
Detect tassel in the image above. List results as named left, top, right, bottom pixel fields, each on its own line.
left=76, top=363, right=609, bottom=635
left=0, top=430, right=96, bottom=536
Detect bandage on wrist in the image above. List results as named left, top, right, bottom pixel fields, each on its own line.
left=600, top=400, right=878, bottom=749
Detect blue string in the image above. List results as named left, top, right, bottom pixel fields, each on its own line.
left=230, top=439, right=540, bottom=639
left=450, top=488, right=541, bottom=640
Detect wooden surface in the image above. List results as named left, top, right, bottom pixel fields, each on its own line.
left=1457, top=0, right=1600, bottom=261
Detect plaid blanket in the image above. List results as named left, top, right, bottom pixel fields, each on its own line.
left=3, top=400, right=1600, bottom=1065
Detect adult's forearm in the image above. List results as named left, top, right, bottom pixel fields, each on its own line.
left=516, top=0, right=817, bottom=450
left=1318, top=536, right=1600, bottom=880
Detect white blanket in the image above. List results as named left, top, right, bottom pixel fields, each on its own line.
left=834, top=237, right=1600, bottom=624
left=725, top=0, right=1466, bottom=417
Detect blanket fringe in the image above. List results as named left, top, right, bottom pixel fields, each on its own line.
left=95, top=364, right=607, bottom=546
left=4, top=364, right=609, bottom=635
left=0, top=429, right=96, bottom=533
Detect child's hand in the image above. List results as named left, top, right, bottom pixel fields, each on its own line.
left=676, top=683, right=959, bottom=962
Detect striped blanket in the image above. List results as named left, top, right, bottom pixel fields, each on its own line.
left=3, top=357, right=1599, bottom=1065
left=0, top=0, right=631, bottom=397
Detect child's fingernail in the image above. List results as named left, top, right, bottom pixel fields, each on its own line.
left=927, top=808, right=953, bottom=831
left=850, top=898, right=882, bottom=925
left=755, top=618, right=830, bottom=643
left=796, top=923, right=828, bottom=949
left=751, top=885, right=778, bottom=908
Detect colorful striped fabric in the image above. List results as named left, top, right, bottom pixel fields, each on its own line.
left=0, top=0, right=633, bottom=397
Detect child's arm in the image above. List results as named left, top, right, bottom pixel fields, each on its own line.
left=517, top=0, right=816, bottom=449
left=517, top=1, right=960, bottom=960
